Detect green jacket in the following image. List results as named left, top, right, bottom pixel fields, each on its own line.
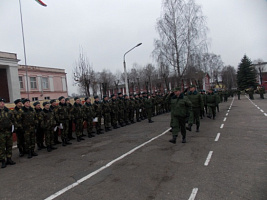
left=187, top=90, right=204, bottom=110
left=82, top=102, right=95, bottom=121
left=171, top=94, right=192, bottom=118
left=0, top=107, right=13, bottom=131
left=206, top=93, right=216, bottom=106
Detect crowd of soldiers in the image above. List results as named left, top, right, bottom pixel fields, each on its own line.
left=0, top=86, right=236, bottom=169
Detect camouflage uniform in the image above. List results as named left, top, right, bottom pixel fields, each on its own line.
left=82, top=101, right=95, bottom=137
left=134, top=95, right=141, bottom=122
left=110, top=96, right=119, bottom=128
left=34, top=107, right=44, bottom=149
left=128, top=96, right=135, bottom=123
left=117, top=96, right=125, bottom=126
left=102, top=98, right=112, bottom=131
left=206, top=91, right=217, bottom=119
left=124, top=96, right=130, bottom=125
left=0, top=106, right=15, bottom=167
left=70, top=102, right=84, bottom=141
left=93, top=99, right=103, bottom=134
left=144, top=95, right=154, bottom=123
left=11, top=106, right=25, bottom=155
left=54, top=102, right=70, bottom=145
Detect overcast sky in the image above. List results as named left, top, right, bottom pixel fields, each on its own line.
left=1, top=0, right=267, bottom=94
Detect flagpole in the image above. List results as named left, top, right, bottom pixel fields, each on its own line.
left=19, top=0, right=30, bottom=100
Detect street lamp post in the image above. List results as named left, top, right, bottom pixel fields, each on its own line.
left=123, top=43, right=142, bottom=96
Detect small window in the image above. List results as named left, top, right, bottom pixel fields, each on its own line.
left=42, top=77, right=49, bottom=89
left=30, top=77, right=37, bottom=89
left=44, top=96, right=50, bottom=100
left=32, top=97, right=38, bottom=101
left=19, top=76, right=23, bottom=89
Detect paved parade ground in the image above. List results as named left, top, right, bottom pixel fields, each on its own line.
left=1, top=95, right=267, bottom=200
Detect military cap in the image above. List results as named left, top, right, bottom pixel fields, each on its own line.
left=43, top=101, right=49, bottom=107
left=14, top=99, right=21, bottom=104
left=190, top=84, right=196, bottom=88
left=103, top=95, right=107, bottom=99
left=74, top=97, right=80, bottom=101
left=123, top=94, right=128, bottom=97
left=129, top=94, right=134, bottom=96
left=174, top=87, right=181, bottom=91
left=65, top=98, right=70, bottom=101
left=0, top=97, right=5, bottom=102
left=84, top=97, right=89, bottom=101
left=134, top=94, right=139, bottom=97
left=142, top=92, right=147, bottom=95
left=33, top=102, right=40, bottom=106
left=94, top=95, right=99, bottom=99
left=58, top=96, right=65, bottom=101
left=110, top=94, right=115, bottom=98
left=117, top=92, right=122, bottom=95
left=50, top=99, right=56, bottom=104
left=22, top=98, right=30, bottom=104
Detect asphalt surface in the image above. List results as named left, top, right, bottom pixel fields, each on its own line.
left=1, top=95, right=266, bottom=200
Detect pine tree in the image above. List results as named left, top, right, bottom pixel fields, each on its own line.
left=237, top=55, right=257, bottom=90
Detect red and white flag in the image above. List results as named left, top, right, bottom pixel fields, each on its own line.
left=35, top=0, right=47, bottom=7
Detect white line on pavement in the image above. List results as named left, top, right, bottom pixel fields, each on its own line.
left=226, top=113, right=229, bottom=116
left=44, top=128, right=172, bottom=200
left=260, top=109, right=264, bottom=112
left=204, top=151, right=213, bottom=166
left=220, top=124, right=224, bottom=129
left=188, top=188, right=198, bottom=200
left=215, top=133, right=220, bottom=142
left=223, top=117, right=227, bottom=122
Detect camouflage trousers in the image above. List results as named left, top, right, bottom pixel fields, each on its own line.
left=59, top=121, right=69, bottom=141
left=188, top=107, right=200, bottom=127
left=44, top=128, right=53, bottom=146
left=118, top=110, right=124, bottom=125
left=86, top=119, right=94, bottom=134
left=129, top=109, right=134, bottom=122
left=172, top=116, right=186, bottom=138
left=110, top=112, right=118, bottom=127
left=16, top=128, right=25, bottom=153
left=74, top=119, right=83, bottom=138
left=24, top=126, right=36, bottom=152
left=0, top=130, right=13, bottom=160
left=135, top=108, right=140, bottom=121
left=95, top=115, right=102, bottom=131
left=103, top=113, right=111, bottom=128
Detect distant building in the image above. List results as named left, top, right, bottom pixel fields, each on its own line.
left=0, top=51, right=68, bottom=103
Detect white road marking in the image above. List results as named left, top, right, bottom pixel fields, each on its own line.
left=264, top=113, right=267, bottom=117
left=223, top=117, right=227, bottom=122
left=204, top=151, right=213, bottom=166
left=220, top=124, right=224, bottom=129
left=227, top=110, right=230, bottom=113
left=226, top=113, right=229, bottom=116
left=44, top=128, right=172, bottom=200
left=188, top=188, right=198, bottom=200
left=260, top=109, right=264, bottom=113
left=215, top=133, right=220, bottom=142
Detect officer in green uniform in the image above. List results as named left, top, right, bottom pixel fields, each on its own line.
left=237, top=88, right=241, bottom=100
left=259, top=86, right=265, bottom=99
left=82, top=97, right=95, bottom=137
left=117, top=93, right=125, bottom=126
left=129, top=94, right=136, bottom=123
left=206, top=89, right=217, bottom=119
left=123, top=95, right=130, bottom=125
left=54, top=96, right=72, bottom=146
left=144, top=93, right=154, bottom=123
left=12, top=99, right=25, bottom=157
left=0, top=98, right=16, bottom=168
left=93, top=96, right=103, bottom=134
left=169, top=88, right=192, bottom=144
left=50, top=99, right=61, bottom=145
left=134, top=94, right=141, bottom=122
left=41, top=102, right=57, bottom=152
left=21, top=99, right=38, bottom=158
left=186, top=85, right=203, bottom=132
left=70, top=97, right=84, bottom=142
left=66, top=98, right=75, bottom=140
left=34, top=102, right=45, bottom=150
left=102, top=95, right=112, bottom=132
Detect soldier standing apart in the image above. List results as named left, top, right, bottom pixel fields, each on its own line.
left=214, top=91, right=221, bottom=113
left=41, top=102, right=57, bottom=152
left=66, top=98, right=75, bottom=140
left=186, top=85, right=203, bottom=132
left=12, top=99, right=25, bottom=157
left=237, top=88, right=241, bottom=100
left=93, top=96, right=103, bottom=134
left=110, top=94, right=119, bottom=129
left=21, top=99, right=38, bottom=158
left=50, top=99, right=61, bottom=145
left=206, top=89, right=217, bottom=119
left=54, top=96, right=72, bottom=146
left=70, top=97, right=84, bottom=142
left=34, top=102, right=46, bottom=150
left=0, top=98, right=16, bottom=168
left=169, top=88, right=192, bottom=144
left=102, top=95, right=112, bottom=132
left=144, top=94, right=154, bottom=123
left=82, top=97, right=95, bottom=138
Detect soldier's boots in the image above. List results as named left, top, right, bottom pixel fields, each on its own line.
left=47, top=146, right=52, bottom=152
left=1, top=160, right=6, bottom=168
left=19, top=149, right=24, bottom=157
left=62, top=140, right=66, bottom=146
left=32, top=151, right=38, bottom=157
left=148, top=119, right=154, bottom=123
left=182, top=137, right=186, bottom=143
left=186, top=124, right=192, bottom=132
left=196, top=126, right=200, bottom=132
left=37, top=144, right=42, bottom=150
left=65, top=139, right=72, bottom=145
left=6, top=158, right=16, bottom=165
left=169, top=135, right=177, bottom=144
left=51, top=145, right=57, bottom=150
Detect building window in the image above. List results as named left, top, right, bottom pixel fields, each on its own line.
left=42, top=77, right=49, bottom=89
left=32, top=97, right=38, bottom=101
left=44, top=96, right=50, bottom=100
left=30, top=77, right=37, bottom=89
left=19, top=76, right=23, bottom=89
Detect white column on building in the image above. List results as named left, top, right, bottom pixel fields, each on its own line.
left=6, top=65, right=21, bottom=102
left=61, top=76, right=67, bottom=92
left=37, top=75, right=42, bottom=92
left=49, top=76, right=54, bottom=92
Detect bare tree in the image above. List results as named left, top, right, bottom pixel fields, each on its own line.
left=153, top=0, right=208, bottom=86
left=221, top=65, right=237, bottom=89
left=73, top=50, right=93, bottom=96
